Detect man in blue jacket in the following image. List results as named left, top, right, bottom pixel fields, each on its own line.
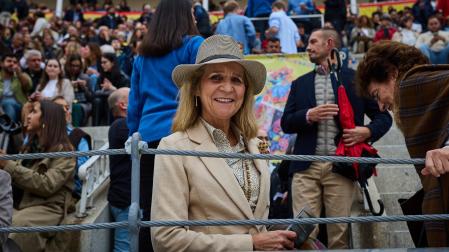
left=245, top=0, right=275, bottom=38
left=281, top=28, right=392, bottom=248
left=216, top=1, right=256, bottom=55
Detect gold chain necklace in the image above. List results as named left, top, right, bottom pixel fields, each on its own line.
left=242, top=158, right=252, bottom=202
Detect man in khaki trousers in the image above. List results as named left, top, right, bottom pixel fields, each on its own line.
left=280, top=28, right=392, bottom=248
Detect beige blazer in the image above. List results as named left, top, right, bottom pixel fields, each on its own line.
left=151, top=121, right=270, bottom=252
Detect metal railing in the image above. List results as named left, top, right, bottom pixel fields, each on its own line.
left=249, top=14, right=324, bottom=28
left=0, top=132, right=448, bottom=252
left=77, top=143, right=110, bottom=218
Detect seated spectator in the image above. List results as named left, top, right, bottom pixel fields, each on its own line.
left=81, top=42, right=102, bottom=90
left=64, top=54, right=93, bottom=126
left=22, top=49, right=44, bottom=92
left=120, top=39, right=141, bottom=78
left=63, top=3, right=85, bottom=23
left=265, top=37, right=282, bottom=53
left=138, top=4, right=153, bottom=25
left=350, top=15, right=375, bottom=53
left=288, top=0, right=314, bottom=15
left=0, top=100, right=76, bottom=252
left=117, top=0, right=131, bottom=12
left=31, top=58, right=75, bottom=111
left=297, top=23, right=309, bottom=52
left=371, top=11, right=382, bottom=30
left=412, top=0, right=434, bottom=31
left=30, top=11, right=49, bottom=38
left=98, top=25, right=112, bottom=46
left=41, top=29, right=62, bottom=60
left=193, top=0, right=212, bottom=38
left=266, top=1, right=301, bottom=54
left=1, top=27, right=13, bottom=48
left=151, top=35, right=297, bottom=251
left=92, top=53, right=129, bottom=126
left=373, top=14, right=397, bottom=42
left=0, top=53, right=32, bottom=122
left=416, top=15, right=449, bottom=64
left=97, top=6, right=121, bottom=29
left=128, top=22, right=146, bottom=44
left=9, top=33, right=24, bottom=59
left=60, top=40, right=82, bottom=66
left=392, top=16, right=419, bottom=46
left=107, top=87, right=131, bottom=252
left=388, top=8, right=400, bottom=28
left=53, top=96, right=91, bottom=201
left=251, top=32, right=264, bottom=54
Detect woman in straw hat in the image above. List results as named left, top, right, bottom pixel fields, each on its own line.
left=150, top=35, right=296, bottom=251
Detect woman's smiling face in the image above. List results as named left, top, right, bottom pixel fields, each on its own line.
left=198, top=62, right=246, bottom=127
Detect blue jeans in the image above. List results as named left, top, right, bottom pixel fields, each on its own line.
left=1, top=97, right=21, bottom=122
left=110, top=205, right=130, bottom=252
left=419, top=44, right=449, bottom=64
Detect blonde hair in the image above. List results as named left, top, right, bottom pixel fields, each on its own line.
left=172, top=65, right=259, bottom=139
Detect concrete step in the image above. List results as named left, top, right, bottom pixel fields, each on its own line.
left=386, top=230, right=415, bottom=248
left=374, top=166, right=421, bottom=194
left=374, top=127, right=406, bottom=146
left=374, top=145, right=411, bottom=159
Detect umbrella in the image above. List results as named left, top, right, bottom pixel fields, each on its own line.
left=328, top=48, right=384, bottom=216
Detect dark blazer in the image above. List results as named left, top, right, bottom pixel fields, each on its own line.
left=280, top=68, right=392, bottom=174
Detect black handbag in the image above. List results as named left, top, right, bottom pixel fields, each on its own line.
left=398, top=189, right=428, bottom=247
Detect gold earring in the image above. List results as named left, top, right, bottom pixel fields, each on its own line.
left=195, top=96, right=198, bottom=107
left=42, top=124, right=45, bottom=129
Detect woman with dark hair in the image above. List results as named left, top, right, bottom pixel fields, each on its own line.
left=93, top=53, right=129, bottom=126
left=350, top=15, right=375, bottom=53
left=127, top=0, right=203, bottom=250
left=0, top=100, right=76, bottom=251
left=31, top=58, right=74, bottom=111
left=64, top=53, right=94, bottom=126
left=80, top=42, right=102, bottom=90
left=356, top=41, right=449, bottom=247
left=392, top=16, right=419, bottom=46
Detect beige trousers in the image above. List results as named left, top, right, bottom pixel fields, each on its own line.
left=292, top=162, right=355, bottom=249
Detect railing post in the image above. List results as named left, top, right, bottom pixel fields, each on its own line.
left=129, top=133, right=142, bottom=252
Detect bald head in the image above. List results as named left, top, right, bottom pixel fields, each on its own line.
left=108, top=87, right=130, bottom=118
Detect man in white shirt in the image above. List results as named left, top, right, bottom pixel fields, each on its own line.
left=266, top=1, right=301, bottom=54
left=415, top=15, right=449, bottom=64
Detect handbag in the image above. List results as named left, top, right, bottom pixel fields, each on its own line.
left=398, top=189, right=428, bottom=247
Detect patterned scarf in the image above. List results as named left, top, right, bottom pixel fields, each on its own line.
left=398, top=64, right=449, bottom=246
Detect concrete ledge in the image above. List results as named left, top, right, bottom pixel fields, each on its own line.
left=64, top=179, right=112, bottom=252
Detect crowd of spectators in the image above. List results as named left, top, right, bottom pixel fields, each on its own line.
left=0, top=0, right=449, bottom=251
left=0, top=0, right=447, bottom=125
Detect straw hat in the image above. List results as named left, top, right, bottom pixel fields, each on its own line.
left=172, top=35, right=267, bottom=95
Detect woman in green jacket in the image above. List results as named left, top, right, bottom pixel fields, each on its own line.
left=0, top=100, right=76, bottom=252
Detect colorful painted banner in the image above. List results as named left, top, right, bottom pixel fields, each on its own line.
left=245, top=53, right=314, bottom=157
